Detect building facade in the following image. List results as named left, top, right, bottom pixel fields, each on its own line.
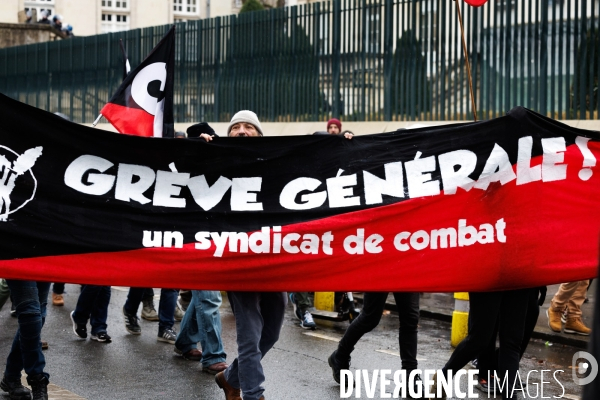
left=0, top=0, right=308, bottom=36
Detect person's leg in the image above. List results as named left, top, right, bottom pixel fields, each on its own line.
left=52, top=282, right=65, bottom=306
left=394, top=292, right=420, bottom=372
left=175, top=291, right=200, bottom=354
left=519, top=288, right=541, bottom=359
left=72, top=285, right=100, bottom=326
left=336, top=292, right=388, bottom=360
left=89, top=286, right=111, bottom=335
left=4, top=280, right=50, bottom=380
left=294, top=292, right=312, bottom=314
left=224, top=291, right=286, bottom=400
left=158, top=289, right=178, bottom=332
left=442, top=292, right=502, bottom=375
left=0, top=278, right=10, bottom=310
left=196, top=291, right=227, bottom=368
left=550, top=281, right=580, bottom=312
left=566, top=280, right=590, bottom=318
left=52, top=283, right=65, bottom=295
left=124, top=287, right=145, bottom=315
left=496, top=289, right=528, bottom=400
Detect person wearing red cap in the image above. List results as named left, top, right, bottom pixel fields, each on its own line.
left=326, top=118, right=353, bottom=139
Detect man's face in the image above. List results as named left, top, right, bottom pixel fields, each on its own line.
left=327, top=124, right=340, bottom=134
left=229, top=122, right=260, bottom=137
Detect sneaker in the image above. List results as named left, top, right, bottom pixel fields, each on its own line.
left=470, top=358, right=478, bottom=369
left=70, top=311, right=87, bottom=339
left=546, top=308, right=562, bottom=332
left=0, top=375, right=32, bottom=399
left=564, top=317, right=591, bottom=335
left=52, top=293, right=64, bottom=306
left=328, top=350, right=351, bottom=385
left=476, top=376, right=490, bottom=393
left=174, top=304, right=185, bottom=322
left=289, top=293, right=303, bottom=321
left=300, top=310, right=317, bottom=330
left=177, top=294, right=190, bottom=312
left=10, top=302, right=16, bottom=317
left=141, top=298, right=159, bottom=321
left=158, top=327, right=177, bottom=344
left=91, top=332, right=112, bottom=343
left=123, top=306, right=141, bottom=335
left=561, top=309, right=568, bottom=324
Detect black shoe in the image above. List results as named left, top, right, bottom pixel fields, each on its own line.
left=10, top=302, right=17, bottom=318
left=0, top=375, right=32, bottom=400
left=328, top=350, right=351, bottom=385
left=406, top=373, right=422, bottom=398
left=122, top=306, right=141, bottom=335
left=70, top=311, right=87, bottom=339
left=27, top=374, right=48, bottom=400
left=91, top=332, right=112, bottom=343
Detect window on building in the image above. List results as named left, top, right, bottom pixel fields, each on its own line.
left=174, top=0, right=199, bottom=18
left=235, top=0, right=243, bottom=8
left=25, top=0, right=55, bottom=20
left=101, top=0, right=129, bottom=11
left=101, top=13, right=129, bottom=32
left=101, top=0, right=129, bottom=33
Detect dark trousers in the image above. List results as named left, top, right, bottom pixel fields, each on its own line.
left=477, top=287, right=540, bottom=377
left=4, top=280, right=50, bottom=380
left=443, top=289, right=529, bottom=400
left=224, top=291, right=287, bottom=400
left=338, top=292, right=420, bottom=372
left=124, top=288, right=178, bottom=331
left=52, top=282, right=65, bottom=294
left=72, top=285, right=111, bottom=335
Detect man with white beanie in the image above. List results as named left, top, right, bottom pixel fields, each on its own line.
left=203, top=110, right=286, bottom=400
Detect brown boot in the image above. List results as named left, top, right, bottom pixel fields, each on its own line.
left=52, top=293, right=64, bottom=306
left=546, top=308, right=562, bottom=332
left=564, top=317, right=591, bottom=335
left=215, top=371, right=241, bottom=400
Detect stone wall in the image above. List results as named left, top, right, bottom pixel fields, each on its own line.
left=0, top=23, right=66, bottom=49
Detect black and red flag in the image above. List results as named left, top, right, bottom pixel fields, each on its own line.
left=100, top=26, right=175, bottom=138
left=0, top=94, right=598, bottom=292
left=463, top=0, right=488, bottom=6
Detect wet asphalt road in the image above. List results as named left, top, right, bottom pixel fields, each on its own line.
left=0, top=286, right=586, bottom=399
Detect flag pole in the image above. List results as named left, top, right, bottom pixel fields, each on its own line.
left=454, top=0, right=478, bottom=122
left=92, top=114, right=102, bottom=126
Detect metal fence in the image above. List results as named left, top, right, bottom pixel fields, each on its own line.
left=0, top=0, right=598, bottom=123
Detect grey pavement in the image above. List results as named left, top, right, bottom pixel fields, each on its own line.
left=0, top=285, right=590, bottom=399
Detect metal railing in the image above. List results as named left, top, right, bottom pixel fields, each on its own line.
left=0, top=0, right=598, bottom=123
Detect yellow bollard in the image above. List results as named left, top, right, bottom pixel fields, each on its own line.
left=451, top=292, right=470, bottom=348
left=314, top=292, right=335, bottom=312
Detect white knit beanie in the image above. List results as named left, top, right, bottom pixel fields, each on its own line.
left=227, top=110, right=263, bottom=136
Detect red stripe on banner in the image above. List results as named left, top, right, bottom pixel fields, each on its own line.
left=100, top=103, right=155, bottom=137
left=1, top=142, right=598, bottom=292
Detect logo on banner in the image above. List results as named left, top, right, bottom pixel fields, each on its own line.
left=0, top=145, right=43, bottom=221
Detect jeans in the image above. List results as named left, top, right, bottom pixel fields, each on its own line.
left=175, top=291, right=226, bottom=367
left=443, top=289, right=528, bottom=400
left=125, top=288, right=178, bottom=331
left=338, top=292, right=420, bottom=372
left=224, top=292, right=287, bottom=400
left=72, top=285, right=111, bottom=335
left=4, top=280, right=50, bottom=380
